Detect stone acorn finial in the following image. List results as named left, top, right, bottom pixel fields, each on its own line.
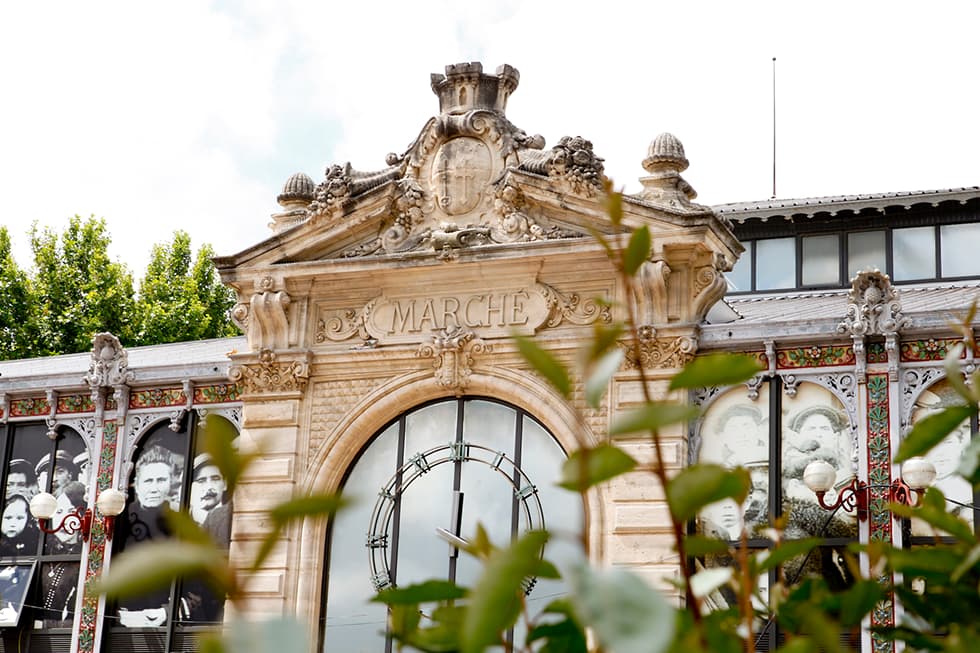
left=270, top=172, right=315, bottom=234
left=277, top=172, right=316, bottom=209
left=638, top=132, right=697, bottom=203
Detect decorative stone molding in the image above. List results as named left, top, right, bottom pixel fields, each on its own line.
left=899, top=367, right=945, bottom=433
left=242, top=278, right=293, bottom=351
left=417, top=326, right=490, bottom=396
left=84, top=333, right=135, bottom=391
left=837, top=270, right=912, bottom=337
left=621, top=329, right=698, bottom=370
left=229, top=349, right=311, bottom=396
left=315, top=282, right=610, bottom=347
left=837, top=269, right=912, bottom=385
left=544, top=136, right=606, bottom=197
left=196, top=406, right=243, bottom=432
left=309, top=163, right=354, bottom=220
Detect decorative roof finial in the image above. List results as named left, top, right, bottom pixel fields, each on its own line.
left=430, top=63, right=520, bottom=115
left=637, top=132, right=698, bottom=205
left=271, top=172, right=315, bottom=234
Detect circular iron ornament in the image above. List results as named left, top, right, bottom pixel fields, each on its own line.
left=366, top=441, right=545, bottom=594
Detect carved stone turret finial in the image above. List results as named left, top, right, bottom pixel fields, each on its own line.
left=430, top=62, right=520, bottom=115
left=637, top=132, right=698, bottom=205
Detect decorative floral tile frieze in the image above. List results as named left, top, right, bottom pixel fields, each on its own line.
left=866, top=373, right=895, bottom=653
left=79, top=419, right=116, bottom=653
left=9, top=397, right=49, bottom=417
left=775, top=345, right=854, bottom=369
left=899, top=338, right=961, bottom=362
left=867, top=342, right=887, bottom=364
left=194, top=382, right=242, bottom=404
left=57, top=393, right=95, bottom=414
left=129, top=386, right=186, bottom=409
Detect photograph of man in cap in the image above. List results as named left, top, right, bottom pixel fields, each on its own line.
left=35, top=451, right=79, bottom=497
left=189, top=454, right=231, bottom=549
left=179, top=454, right=231, bottom=624
left=5, top=459, right=37, bottom=500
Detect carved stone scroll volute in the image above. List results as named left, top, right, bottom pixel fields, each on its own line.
left=417, top=327, right=491, bottom=396
left=242, top=277, right=294, bottom=352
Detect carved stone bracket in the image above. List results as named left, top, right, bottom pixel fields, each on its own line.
left=46, top=389, right=58, bottom=439
left=417, top=326, right=491, bottom=396
left=246, top=288, right=292, bottom=351
left=621, top=329, right=698, bottom=370
left=228, top=349, right=311, bottom=396
left=632, top=260, right=670, bottom=327
left=691, top=254, right=730, bottom=323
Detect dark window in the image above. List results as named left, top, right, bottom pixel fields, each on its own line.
left=0, top=422, right=87, bottom=649
left=695, top=380, right=859, bottom=651
left=107, top=414, right=236, bottom=652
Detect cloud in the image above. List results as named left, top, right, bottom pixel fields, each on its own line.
left=1, top=1, right=978, bottom=276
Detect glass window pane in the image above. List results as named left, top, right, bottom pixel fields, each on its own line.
left=781, top=383, right=857, bottom=540
left=941, top=223, right=980, bottom=277
left=755, top=238, right=795, bottom=290
left=726, top=241, right=752, bottom=292
left=697, top=385, right=770, bottom=540
left=847, top=230, right=886, bottom=279
left=802, top=235, right=839, bottom=286
left=893, top=226, right=935, bottom=281
left=909, top=380, right=974, bottom=536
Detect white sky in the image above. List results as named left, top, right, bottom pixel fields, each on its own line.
left=2, top=1, right=978, bottom=276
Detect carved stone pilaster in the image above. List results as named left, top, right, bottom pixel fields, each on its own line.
left=417, top=327, right=490, bottom=396
left=45, top=389, right=58, bottom=439
left=228, top=349, right=311, bottom=397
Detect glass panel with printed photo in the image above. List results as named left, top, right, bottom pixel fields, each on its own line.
left=700, top=553, right=770, bottom=629
left=909, top=379, right=974, bottom=536
left=697, top=385, right=770, bottom=540
left=781, top=384, right=857, bottom=540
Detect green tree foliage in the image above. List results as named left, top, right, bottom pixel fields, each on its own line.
left=29, top=215, right=137, bottom=356
left=0, top=218, right=239, bottom=360
left=133, top=231, right=237, bottom=345
left=0, top=227, right=34, bottom=357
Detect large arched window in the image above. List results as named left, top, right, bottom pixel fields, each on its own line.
left=321, top=397, right=583, bottom=652
left=0, top=422, right=87, bottom=651
left=106, top=413, right=236, bottom=653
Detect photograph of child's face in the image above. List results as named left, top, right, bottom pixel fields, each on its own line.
left=1, top=501, right=28, bottom=539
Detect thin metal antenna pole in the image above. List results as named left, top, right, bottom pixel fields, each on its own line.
left=772, top=56, right=777, bottom=199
